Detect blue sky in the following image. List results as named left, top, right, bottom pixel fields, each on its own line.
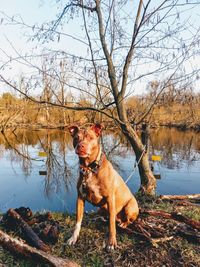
left=1, top=1, right=56, bottom=76
left=0, top=1, right=200, bottom=96
left=0, top=1, right=82, bottom=55
left=1, top=0, right=60, bottom=27
left=0, top=0, right=88, bottom=96
left=0, top=1, right=82, bottom=73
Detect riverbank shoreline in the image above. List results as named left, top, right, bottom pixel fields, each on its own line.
left=1, top=122, right=200, bottom=133
left=0, top=196, right=199, bottom=267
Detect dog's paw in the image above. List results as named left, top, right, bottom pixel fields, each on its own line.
left=119, top=222, right=128, bottom=229
left=106, top=244, right=115, bottom=251
left=67, top=236, right=77, bottom=245
left=67, top=222, right=81, bottom=246
left=106, top=237, right=117, bottom=251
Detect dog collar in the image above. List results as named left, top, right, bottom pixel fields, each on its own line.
left=79, top=147, right=105, bottom=175
left=78, top=147, right=105, bottom=199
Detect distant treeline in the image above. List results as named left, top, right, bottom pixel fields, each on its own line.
left=0, top=86, right=200, bottom=130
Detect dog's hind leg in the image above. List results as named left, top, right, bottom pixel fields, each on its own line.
left=119, top=198, right=139, bottom=228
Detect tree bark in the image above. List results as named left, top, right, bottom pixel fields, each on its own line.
left=160, top=194, right=200, bottom=200
left=121, top=122, right=156, bottom=195
left=140, top=209, right=200, bottom=231
left=0, top=229, right=80, bottom=267
left=176, top=225, right=200, bottom=243
left=96, top=0, right=156, bottom=195
left=6, top=209, right=50, bottom=252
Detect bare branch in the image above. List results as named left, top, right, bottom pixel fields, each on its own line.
left=81, top=0, right=104, bottom=106
left=0, top=74, right=120, bottom=124
left=51, top=2, right=97, bottom=33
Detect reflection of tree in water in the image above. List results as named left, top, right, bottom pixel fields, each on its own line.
left=102, top=128, right=200, bottom=171
left=0, top=130, right=33, bottom=176
left=37, top=130, right=73, bottom=198
left=0, top=129, right=74, bottom=197
left=101, top=130, right=132, bottom=171
left=150, top=128, right=200, bottom=169
left=0, top=127, right=199, bottom=196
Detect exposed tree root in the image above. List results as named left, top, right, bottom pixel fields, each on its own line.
left=140, top=209, right=200, bottom=231
left=4, top=209, right=50, bottom=252
left=0, top=230, right=80, bottom=267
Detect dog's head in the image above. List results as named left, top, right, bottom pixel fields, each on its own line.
left=68, top=124, right=103, bottom=158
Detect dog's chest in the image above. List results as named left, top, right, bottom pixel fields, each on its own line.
left=78, top=172, right=104, bottom=205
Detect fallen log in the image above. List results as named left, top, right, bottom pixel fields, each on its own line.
left=135, top=219, right=166, bottom=238
left=0, top=229, right=80, bottom=267
left=5, top=209, right=50, bottom=252
left=150, top=236, right=174, bottom=244
left=118, top=222, right=173, bottom=247
left=117, top=223, right=152, bottom=244
left=171, top=200, right=200, bottom=207
left=140, top=209, right=200, bottom=231
left=27, top=212, right=52, bottom=226
left=160, top=194, right=200, bottom=200
left=14, top=207, right=33, bottom=221
left=175, top=225, right=200, bottom=243
left=13, top=207, right=52, bottom=225
left=33, top=222, right=59, bottom=244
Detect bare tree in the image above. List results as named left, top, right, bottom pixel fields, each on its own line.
left=1, top=0, right=200, bottom=194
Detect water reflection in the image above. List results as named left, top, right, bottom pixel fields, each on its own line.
left=0, top=129, right=75, bottom=198
left=0, top=130, right=33, bottom=176
left=150, top=128, right=200, bottom=169
left=36, top=130, right=73, bottom=197
left=0, top=127, right=199, bottom=212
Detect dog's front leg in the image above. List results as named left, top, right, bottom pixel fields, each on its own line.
left=107, top=194, right=117, bottom=249
left=68, top=196, right=85, bottom=245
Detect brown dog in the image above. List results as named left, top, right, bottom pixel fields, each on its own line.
left=67, top=123, right=139, bottom=249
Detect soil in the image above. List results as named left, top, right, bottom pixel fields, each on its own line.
left=0, top=196, right=199, bottom=267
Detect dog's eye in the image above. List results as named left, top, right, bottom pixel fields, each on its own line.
left=76, top=134, right=84, bottom=142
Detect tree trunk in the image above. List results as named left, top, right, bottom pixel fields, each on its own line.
left=120, top=122, right=156, bottom=195
left=137, top=152, right=156, bottom=195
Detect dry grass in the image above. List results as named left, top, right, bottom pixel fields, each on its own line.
left=0, top=198, right=200, bottom=267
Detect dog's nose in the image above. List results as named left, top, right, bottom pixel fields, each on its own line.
left=78, top=142, right=85, bottom=149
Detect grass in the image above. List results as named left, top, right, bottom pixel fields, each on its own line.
left=0, top=197, right=200, bottom=267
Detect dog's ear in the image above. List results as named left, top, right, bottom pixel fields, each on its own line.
left=68, top=125, right=79, bottom=137
left=91, top=123, right=103, bottom=136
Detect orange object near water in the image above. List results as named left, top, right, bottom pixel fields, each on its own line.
left=38, top=151, right=47, bottom=157
left=151, top=155, right=162, bottom=161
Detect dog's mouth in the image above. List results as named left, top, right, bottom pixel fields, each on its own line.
left=75, top=150, right=90, bottom=158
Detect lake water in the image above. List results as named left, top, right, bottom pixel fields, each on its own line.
left=0, top=128, right=199, bottom=213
